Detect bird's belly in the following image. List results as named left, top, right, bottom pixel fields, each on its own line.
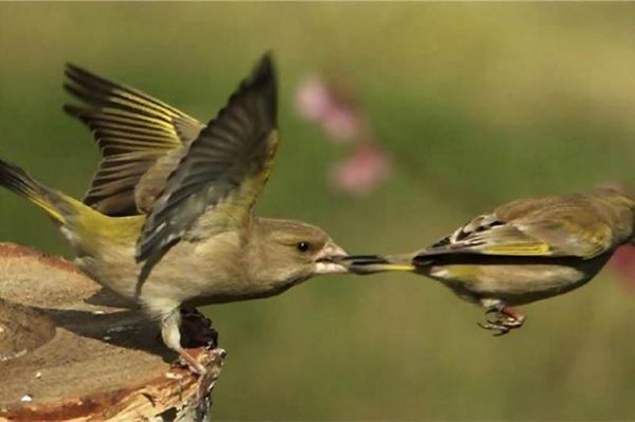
left=140, top=265, right=255, bottom=308
left=73, top=235, right=249, bottom=314
left=74, top=248, right=139, bottom=301
left=425, top=254, right=610, bottom=306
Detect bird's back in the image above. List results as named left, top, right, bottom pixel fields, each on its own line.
left=419, top=187, right=635, bottom=262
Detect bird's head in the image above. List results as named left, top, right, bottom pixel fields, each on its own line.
left=252, top=218, right=349, bottom=286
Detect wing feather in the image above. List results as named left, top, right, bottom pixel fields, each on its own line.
left=420, top=202, right=614, bottom=261
left=64, top=64, right=204, bottom=215
left=135, top=53, right=278, bottom=276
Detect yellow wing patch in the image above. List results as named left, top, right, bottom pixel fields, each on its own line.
left=482, top=242, right=552, bottom=256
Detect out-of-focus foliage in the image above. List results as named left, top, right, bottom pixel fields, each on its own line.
left=1, top=3, right=634, bottom=420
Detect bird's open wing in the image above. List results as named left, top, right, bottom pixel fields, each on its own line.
left=135, top=54, right=278, bottom=277
left=64, top=64, right=204, bottom=216
left=421, top=198, right=614, bottom=260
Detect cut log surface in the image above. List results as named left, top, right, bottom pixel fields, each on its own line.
left=0, top=243, right=225, bottom=421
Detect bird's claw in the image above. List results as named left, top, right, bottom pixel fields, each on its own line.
left=180, top=306, right=219, bottom=349
left=170, top=349, right=208, bottom=376
left=478, top=307, right=525, bottom=336
left=477, top=320, right=510, bottom=336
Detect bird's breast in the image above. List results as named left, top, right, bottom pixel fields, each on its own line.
left=423, top=253, right=611, bottom=306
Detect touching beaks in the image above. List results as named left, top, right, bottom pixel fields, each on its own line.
left=314, top=241, right=349, bottom=275
left=327, top=254, right=415, bottom=274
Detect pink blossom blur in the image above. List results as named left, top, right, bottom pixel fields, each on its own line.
left=296, top=73, right=392, bottom=195
left=295, top=75, right=361, bottom=143
left=608, top=245, right=635, bottom=291
left=330, top=143, right=391, bottom=197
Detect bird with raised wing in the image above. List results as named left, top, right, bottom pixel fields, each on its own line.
left=0, top=54, right=348, bottom=374
left=344, top=188, right=635, bottom=335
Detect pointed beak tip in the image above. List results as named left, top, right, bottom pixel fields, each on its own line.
left=317, top=242, right=347, bottom=262
left=314, top=243, right=350, bottom=275
left=332, top=246, right=348, bottom=260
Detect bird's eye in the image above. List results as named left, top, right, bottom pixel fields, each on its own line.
left=296, top=241, right=310, bottom=252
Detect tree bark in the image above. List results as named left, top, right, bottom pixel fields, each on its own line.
left=0, top=243, right=224, bottom=421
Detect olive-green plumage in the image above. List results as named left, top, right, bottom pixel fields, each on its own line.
left=345, top=188, right=635, bottom=334
left=0, top=54, right=348, bottom=373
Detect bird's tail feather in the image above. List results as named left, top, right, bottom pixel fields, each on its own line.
left=0, top=158, right=143, bottom=248
left=0, top=159, right=74, bottom=224
left=342, top=254, right=416, bottom=274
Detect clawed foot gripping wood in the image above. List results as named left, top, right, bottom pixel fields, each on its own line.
left=0, top=243, right=225, bottom=421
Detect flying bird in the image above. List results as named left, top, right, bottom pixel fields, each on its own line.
left=0, top=54, right=348, bottom=374
left=344, top=187, right=635, bottom=334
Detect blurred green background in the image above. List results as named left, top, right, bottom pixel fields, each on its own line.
left=1, top=3, right=635, bottom=420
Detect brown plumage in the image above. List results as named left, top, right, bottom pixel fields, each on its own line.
left=0, top=54, right=348, bottom=374
left=344, top=187, right=635, bottom=334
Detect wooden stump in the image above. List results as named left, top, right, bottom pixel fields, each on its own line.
left=0, top=243, right=225, bottom=421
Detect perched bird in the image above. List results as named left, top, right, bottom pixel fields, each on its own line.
left=344, top=187, right=635, bottom=334
left=0, top=54, right=349, bottom=374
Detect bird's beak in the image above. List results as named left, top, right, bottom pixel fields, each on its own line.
left=314, top=241, right=349, bottom=275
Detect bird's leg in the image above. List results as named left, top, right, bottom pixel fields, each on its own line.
left=165, top=307, right=225, bottom=402
left=477, top=307, right=511, bottom=336
left=161, top=309, right=207, bottom=376
left=179, top=306, right=218, bottom=349
left=477, top=301, right=525, bottom=336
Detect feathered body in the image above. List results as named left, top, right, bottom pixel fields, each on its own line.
left=69, top=214, right=328, bottom=314
left=347, top=188, right=635, bottom=333
left=0, top=54, right=348, bottom=372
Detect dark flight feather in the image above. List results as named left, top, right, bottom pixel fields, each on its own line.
left=64, top=64, right=203, bottom=216
left=135, top=53, right=278, bottom=288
